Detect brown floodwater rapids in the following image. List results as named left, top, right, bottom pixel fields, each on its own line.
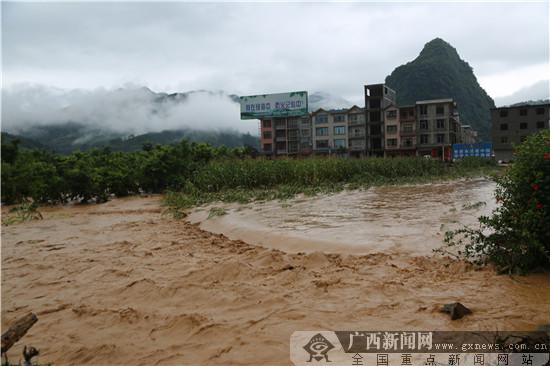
left=2, top=179, right=550, bottom=365
left=189, top=177, right=498, bottom=255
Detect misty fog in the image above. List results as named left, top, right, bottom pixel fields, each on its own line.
left=2, top=84, right=258, bottom=135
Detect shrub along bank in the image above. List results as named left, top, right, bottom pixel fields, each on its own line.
left=442, top=130, right=550, bottom=274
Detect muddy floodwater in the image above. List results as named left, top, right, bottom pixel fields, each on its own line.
left=190, top=178, right=498, bottom=255
left=2, top=178, right=550, bottom=365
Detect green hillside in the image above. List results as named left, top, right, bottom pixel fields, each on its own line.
left=385, top=38, right=495, bottom=140
left=3, top=124, right=258, bottom=154
left=1, top=132, right=48, bottom=151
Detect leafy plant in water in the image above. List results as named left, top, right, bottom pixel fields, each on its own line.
left=3, top=200, right=43, bottom=225
left=207, top=207, right=227, bottom=219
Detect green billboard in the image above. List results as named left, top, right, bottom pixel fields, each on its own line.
left=239, top=91, right=308, bottom=119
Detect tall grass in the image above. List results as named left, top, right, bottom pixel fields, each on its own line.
left=164, top=156, right=497, bottom=212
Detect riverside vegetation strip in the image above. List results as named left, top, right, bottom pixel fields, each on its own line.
left=163, top=156, right=499, bottom=214
left=1, top=135, right=497, bottom=207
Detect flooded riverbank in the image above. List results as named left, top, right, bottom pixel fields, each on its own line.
left=2, top=180, right=549, bottom=365
left=189, top=178, right=497, bottom=255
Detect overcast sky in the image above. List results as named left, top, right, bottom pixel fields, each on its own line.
left=1, top=1, right=549, bottom=133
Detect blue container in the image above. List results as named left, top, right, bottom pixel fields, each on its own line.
left=452, top=142, right=492, bottom=160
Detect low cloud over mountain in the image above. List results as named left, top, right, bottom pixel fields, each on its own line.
left=494, top=80, right=550, bottom=107
left=2, top=84, right=254, bottom=135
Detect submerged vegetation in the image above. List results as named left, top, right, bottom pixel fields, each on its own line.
left=442, top=130, right=550, bottom=274
left=164, top=156, right=498, bottom=212
left=2, top=200, right=43, bottom=226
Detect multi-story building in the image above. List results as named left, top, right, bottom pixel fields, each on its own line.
left=383, top=105, right=400, bottom=156
left=347, top=105, right=367, bottom=156
left=415, top=98, right=461, bottom=160
left=259, top=116, right=312, bottom=156
left=311, top=108, right=349, bottom=154
left=491, top=103, right=550, bottom=161
left=258, top=90, right=482, bottom=159
left=382, top=104, right=418, bottom=157
left=365, top=83, right=397, bottom=156
left=398, top=105, right=417, bottom=156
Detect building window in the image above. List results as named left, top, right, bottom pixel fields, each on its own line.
left=275, top=119, right=286, bottom=129
left=386, top=138, right=397, bottom=147
left=500, top=123, right=508, bottom=131
left=350, top=128, right=363, bottom=137
left=436, top=105, right=444, bottom=115
left=349, top=114, right=358, bottom=122
left=420, top=134, right=429, bottom=144
left=403, top=138, right=414, bottom=147
left=520, top=122, right=528, bottom=130
left=288, top=118, right=299, bottom=129
left=301, top=129, right=310, bottom=136
left=334, top=126, right=346, bottom=135
left=263, top=131, right=272, bottom=139
left=316, top=127, right=329, bottom=136
left=334, top=139, right=346, bottom=148
left=276, top=130, right=286, bottom=138
left=316, top=114, right=328, bottom=123
left=520, top=136, right=528, bottom=142
left=520, top=109, right=528, bottom=116
left=402, top=123, right=414, bottom=133
left=386, top=110, right=397, bottom=119
left=499, top=110, right=508, bottom=117
left=420, top=120, right=429, bottom=130
left=288, top=142, right=299, bottom=152
left=436, top=134, right=445, bottom=143
left=436, top=119, right=445, bottom=129
left=263, top=143, right=272, bottom=152
left=334, top=114, right=346, bottom=122
left=262, top=120, right=272, bottom=128
left=316, top=140, right=329, bottom=149
left=371, top=125, right=381, bottom=134
left=500, top=137, right=508, bottom=143
left=536, top=107, right=545, bottom=115
left=537, top=121, right=546, bottom=129
left=419, top=105, right=428, bottom=115
left=386, top=125, right=397, bottom=134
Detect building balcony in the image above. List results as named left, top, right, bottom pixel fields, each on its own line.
left=275, top=137, right=287, bottom=142
left=400, top=143, right=416, bottom=149
left=275, top=124, right=286, bottom=130
left=348, top=120, right=365, bottom=126
left=349, top=133, right=365, bottom=138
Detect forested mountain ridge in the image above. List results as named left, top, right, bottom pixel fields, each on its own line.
left=385, top=38, right=495, bottom=140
